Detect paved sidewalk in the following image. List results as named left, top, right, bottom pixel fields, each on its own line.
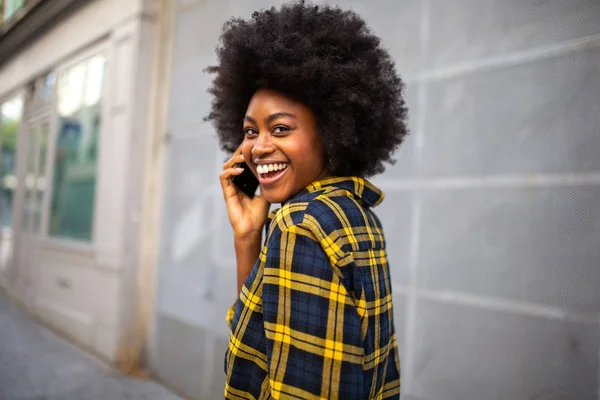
left=0, top=294, right=184, bottom=400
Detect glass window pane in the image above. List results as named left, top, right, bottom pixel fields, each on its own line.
left=0, top=95, right=23, bottom=230
left=3, top=0, right=25, bottom=22
left=50, top=55, right=105, bottom=241
left=41, top=73, right=57, bottom=103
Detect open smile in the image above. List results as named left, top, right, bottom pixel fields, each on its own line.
left=256, top=162, right=289, bottom=186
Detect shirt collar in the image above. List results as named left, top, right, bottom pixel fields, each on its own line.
left=264, top=176, right=384, bottom=237
left=301, top=176, right=385, bottom=208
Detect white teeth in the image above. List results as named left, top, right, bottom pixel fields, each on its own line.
left=257, top=163, right=288, bottom=175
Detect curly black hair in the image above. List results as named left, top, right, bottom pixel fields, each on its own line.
left=205, top=1, right=408, bottom=177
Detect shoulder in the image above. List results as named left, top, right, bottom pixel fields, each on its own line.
left=267, top=185, right=366, bottom=249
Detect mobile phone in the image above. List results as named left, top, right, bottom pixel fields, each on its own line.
left=232, top=162, right=259, bottom=198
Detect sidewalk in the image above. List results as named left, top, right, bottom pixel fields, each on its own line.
left=0, top=294, right=184, bottom=400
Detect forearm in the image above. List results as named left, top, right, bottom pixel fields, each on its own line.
left=234, top=233, right=262, bottom=294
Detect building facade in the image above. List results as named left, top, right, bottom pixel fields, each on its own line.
left=0, top=0, right=163, bottom=365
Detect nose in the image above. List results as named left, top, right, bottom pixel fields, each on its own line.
left=251, top=132, right=275, bottom=158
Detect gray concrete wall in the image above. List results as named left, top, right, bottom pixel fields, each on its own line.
left=152, top=1, right=600, bottom=399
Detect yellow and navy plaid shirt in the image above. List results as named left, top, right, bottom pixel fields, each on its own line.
left=225, top=177, right=400, bottom=399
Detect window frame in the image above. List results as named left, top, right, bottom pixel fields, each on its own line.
left=38, top=42, right=109, bottom=250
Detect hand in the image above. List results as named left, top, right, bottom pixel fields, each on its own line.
left=219, top=146, right=270, bottom=241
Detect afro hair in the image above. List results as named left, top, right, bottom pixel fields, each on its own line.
left=205, top=1, right=409, bottom=177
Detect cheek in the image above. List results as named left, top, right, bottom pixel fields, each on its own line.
left=295, top=131, right=322, bottom=155
left=291, top=141, right=325, bottom=175
left=241, top=140, right=252, bottom=161
left=306, top=137, right=326, bottom=168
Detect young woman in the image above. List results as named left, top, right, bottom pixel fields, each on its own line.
left=208, top=2, right=408, bottom=399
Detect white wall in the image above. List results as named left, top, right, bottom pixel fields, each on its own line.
left=154, top=1, right=600, bottom=399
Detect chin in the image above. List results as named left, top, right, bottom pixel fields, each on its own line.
left=262, top=190, right=288, bottom=205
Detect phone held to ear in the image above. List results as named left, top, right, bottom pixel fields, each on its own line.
left=232, top=162, right=259, bottom=198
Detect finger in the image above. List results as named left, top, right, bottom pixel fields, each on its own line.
left=219, top=167, right=244, bottom=185
left=219, top=167, right=244, bottom=199
left=234, top=142, right=244, bottom=155
left=222, top=153, right=245, bottom=171
left=229, top=144, right=245, bottom=165
left=222, top=155, right=242, bottom=170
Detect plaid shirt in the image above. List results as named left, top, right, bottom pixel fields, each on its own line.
left=225, top=177, right=400, bottom=399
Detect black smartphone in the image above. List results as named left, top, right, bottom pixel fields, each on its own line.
left=232, top=162, right=259, bottom=198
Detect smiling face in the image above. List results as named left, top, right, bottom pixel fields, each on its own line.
left=241, top=89, right=326, bottom=204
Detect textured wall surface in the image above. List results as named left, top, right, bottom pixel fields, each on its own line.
left=153, top=1, right=600, bottom=399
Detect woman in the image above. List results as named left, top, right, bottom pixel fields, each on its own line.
left=208, top=2, right=408, bottom=399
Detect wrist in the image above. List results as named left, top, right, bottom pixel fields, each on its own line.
left=234, top=231, right=262, bottom=246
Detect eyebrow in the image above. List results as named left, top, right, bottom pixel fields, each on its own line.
left=244, top=112, right=297, bottom=125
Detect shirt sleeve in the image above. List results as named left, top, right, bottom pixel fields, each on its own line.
left=225, top=300, right=237, bottom=329
left=262, top=222, right=366, bottom=400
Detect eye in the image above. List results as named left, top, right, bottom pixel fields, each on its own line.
left=244, top=127, right=258, bottom=137
left=272, top=125, right=291, bottom=134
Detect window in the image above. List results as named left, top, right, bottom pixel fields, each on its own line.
left=49, top=55, right=105, bottom=241
left=1, top=0, right=26, bottom=23
left=0, top=95, right=22, bottom=229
